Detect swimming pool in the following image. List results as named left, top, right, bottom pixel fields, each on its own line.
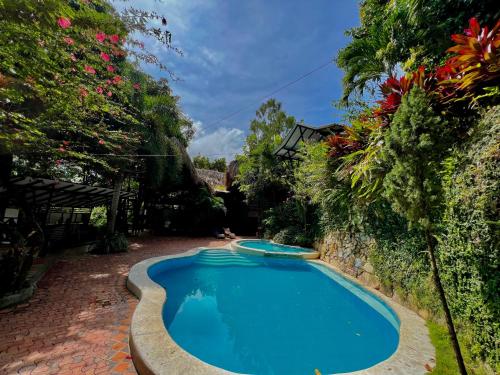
left=146, top=250, right=399, bottom=375
left=232, top=239, right=319, bottom=258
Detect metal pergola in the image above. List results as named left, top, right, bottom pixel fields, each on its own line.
left=274, top=123, right=343, bottom=160
left=0, top=177, right=135, bottom=209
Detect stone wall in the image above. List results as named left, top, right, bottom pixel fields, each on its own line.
left=315, top=230, right=432, bottom=319
left=315, top=230, right=379, bottom=284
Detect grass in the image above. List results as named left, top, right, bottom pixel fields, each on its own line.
left=427, top=321, right=493, bottom=375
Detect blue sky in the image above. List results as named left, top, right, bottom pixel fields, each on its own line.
left=113, top=0, right=360, bottom=160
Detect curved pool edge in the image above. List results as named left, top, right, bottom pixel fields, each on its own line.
left=127, top=248, right=435, bottom=375
left=231, top=239, right=320, bottom=259
left=127, top=248, right=234, bottom=375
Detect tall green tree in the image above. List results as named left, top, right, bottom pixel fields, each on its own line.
left=381, top=87, right=467, bottom=375
left=237, top=99, right=296, bottom=212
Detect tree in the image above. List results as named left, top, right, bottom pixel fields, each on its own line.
left=192, top=155, right=210, bottom=169
left=236, top=99, right=296, bottom=212
left=0, top=0, right=195, bottom=236
left=381, top=87, right=467, bottom=375
left=192, top=156, right=226, bottom=172
left=210, top=158, right=227, bottom=173
left=337, top=0, right=500, bottom=104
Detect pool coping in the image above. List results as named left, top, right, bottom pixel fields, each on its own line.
left=127, top=247, right=435, bottom=375
left=231, top=239, right=320, bottom=259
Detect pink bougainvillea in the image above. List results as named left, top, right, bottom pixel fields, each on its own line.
left=109, top=34, right=120, bottom=44
left=84, top=65, right=96, bottom=74
left=96, top=86, right=104, bottom=95
left=57, top=17, right=71, bottom=29
left=63, top=36, right=74, bottom=45
left=98, top=139, right=105, bottom=145
left=96, top=32, right=106, bottom=43
left=107, top=91, right=113, bottom=97
left=112, top=75, right=122, bottom=84
left=100, top=52, right=110, bottom=62
left=106, top=65, right=115, bottom=72
left=79, top=87, right=89, bottom=97
left=133, top=83, right=141, bottom=90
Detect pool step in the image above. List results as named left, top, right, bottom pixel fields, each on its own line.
left=195, top=250, right=260, bottom=267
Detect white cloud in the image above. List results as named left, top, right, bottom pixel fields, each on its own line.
left=188, top=122, right=244, bottom=162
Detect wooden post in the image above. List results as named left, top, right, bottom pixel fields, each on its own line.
left=107, top=174, right=123, bottom=235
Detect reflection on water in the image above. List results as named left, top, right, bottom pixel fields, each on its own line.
left=150, top=252, right=399, bottom=375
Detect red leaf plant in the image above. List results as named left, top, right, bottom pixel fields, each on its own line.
left=441, top=17, right=500, bottom=93
left=326, top=133, right=362, bottom=158
left=375, top=66, right=431, bottom=125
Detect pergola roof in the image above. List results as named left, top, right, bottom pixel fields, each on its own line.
left=0, top=177, right=135, bottom=208
left=274, top=123, right=343, bottom=160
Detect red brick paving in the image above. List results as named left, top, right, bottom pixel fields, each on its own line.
left=0, top=236, right=236, bottom=375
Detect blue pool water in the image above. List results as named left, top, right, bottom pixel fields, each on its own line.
left=148, top=250, right=399, bottom=375
left=237, top=239, right=314, bottom=253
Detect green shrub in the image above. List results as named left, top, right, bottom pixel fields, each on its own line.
left=94, top=232, right=128, bottom=254
left=272, top=226, right=314, bottom=247
left=272, top=228, right=296, bottom=245
left=89, top=206, right=107, bottom=229
left=439, top=106, right=500, bottom=366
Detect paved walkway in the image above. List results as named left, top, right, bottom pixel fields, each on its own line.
left=0, top=236, right=235, bottom=375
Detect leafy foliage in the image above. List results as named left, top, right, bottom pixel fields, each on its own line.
left=193, top=155, right=227, bottom=172
left=236, top=99, right=296, bottom=210
left=439, top=106, right=500, bottom=366
left=336, top=0, right=500, bottom=104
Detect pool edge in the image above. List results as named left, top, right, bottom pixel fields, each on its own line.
left=127, top=248, right=435, bottom=375
left=231, top=239, right=320, bottom=259
left=127, top=248, right=236, bottom=375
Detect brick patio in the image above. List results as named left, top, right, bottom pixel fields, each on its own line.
left=0, top=236, right=235, bottom=375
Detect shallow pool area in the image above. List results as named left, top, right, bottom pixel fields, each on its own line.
left=147, top=250, right=399, bottom=375
left=232, top=239, right=319, bottom=258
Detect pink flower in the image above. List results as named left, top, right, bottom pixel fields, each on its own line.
left=98, top=139, right=105, bottom=145
left=57, top=17, right=71, bottom=29
left=100, top=52, right=110, bottom=62
left=96, top=86, right=104, bottom=95
left=107, top=91, right=113, bottom=97
left=62, top=140, right=70, bottom=146
left=79, top=87, right=89, bottom=97
left=106, top=79, right=112, bottom=85
left=109, top=34, right=120, bottom=44
left=112, top=75, right=122, bottom=85
left=63, top=36, right=74, bottom=45
left=106, top=65, right=115, bottom=72
left=58, top=147, right=66, bottom=152
left=84, top=65, right=96, bottom=74
left=96, top=32, right=106, bottom=43
left=133, top=83, right=141, bottom=90
left=70, top=53, right=77, bottom=62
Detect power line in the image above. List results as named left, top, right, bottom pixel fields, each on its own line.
left=202, top=58, right=333, bottom=132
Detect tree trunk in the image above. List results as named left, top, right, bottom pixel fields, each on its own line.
left=107, top=174, right=123, bottom=235
left=425, top=230, right=468, bottom=375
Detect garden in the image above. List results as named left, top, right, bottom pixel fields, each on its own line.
left=0, top=1, right=499, bottom=375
